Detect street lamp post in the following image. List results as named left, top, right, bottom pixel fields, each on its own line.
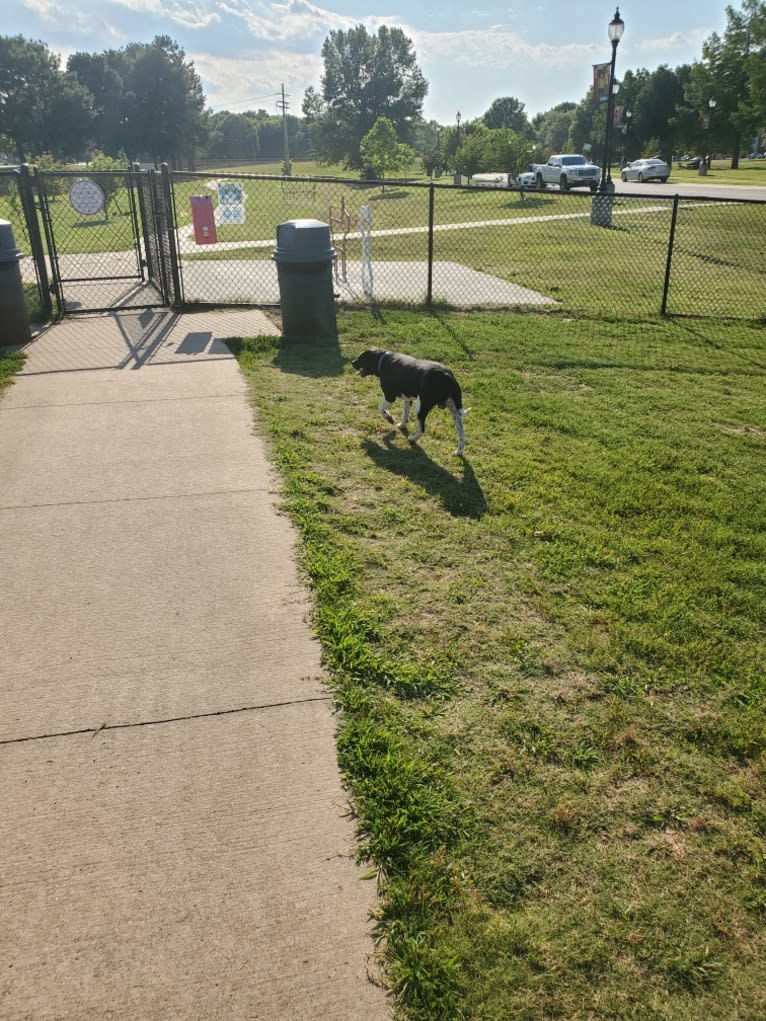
left=621, top=108, right=632, bottom=165
left=700, top=98, right=716, bottom=175
left=598, top=7, right=625, bottom=193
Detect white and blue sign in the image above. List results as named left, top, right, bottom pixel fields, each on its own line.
left=217, top=181, right=246, bottom=224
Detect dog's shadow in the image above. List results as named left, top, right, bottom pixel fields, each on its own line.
left=362, top=435, right=488, bottom=519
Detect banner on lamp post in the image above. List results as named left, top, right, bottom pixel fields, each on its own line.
left=592, top=62, right=611, bottom=103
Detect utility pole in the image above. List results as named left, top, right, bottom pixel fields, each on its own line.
left=277, top=84, right=291, bottom=176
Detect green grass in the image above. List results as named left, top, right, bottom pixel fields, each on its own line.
left=0, top=346, right=25, bottom=395
left=673, top=158, right=766, bottom=185
left=231, top=310, right=766, bottom=1020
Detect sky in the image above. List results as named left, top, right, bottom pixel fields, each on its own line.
left=6, top=0, right=731, bottom=125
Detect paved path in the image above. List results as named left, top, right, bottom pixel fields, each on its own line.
left=0, top=310, right=389, bottom=1020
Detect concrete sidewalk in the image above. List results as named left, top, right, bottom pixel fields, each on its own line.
left=0, top=311, right=389, bottom=1020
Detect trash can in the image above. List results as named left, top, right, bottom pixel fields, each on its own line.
left=0, top=220, right=31, bottom=344
left=272, top=219, right=337, bottom=341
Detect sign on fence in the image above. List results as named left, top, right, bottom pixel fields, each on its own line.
left=217, top=181, right=246, bottom=224
left=69, top=179, right=105, bottom=216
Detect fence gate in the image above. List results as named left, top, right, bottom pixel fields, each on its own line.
left=134, top=167, right=181, bottom=307
left=34, top=166, right=175, bottom=315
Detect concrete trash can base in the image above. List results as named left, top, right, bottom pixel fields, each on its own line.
left=590, top=187, right=615, bottom=228
left=272, top=219, right=337, bottom=341
left=0, top=220, right=31, bottom=344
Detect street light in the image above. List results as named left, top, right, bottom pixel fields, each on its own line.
left=456, top=110, right=462, bottom=145
left=598, top=7, right=625, bottom=192
left=620, top=108, right=632, bottom=165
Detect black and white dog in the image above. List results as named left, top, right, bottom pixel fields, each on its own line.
left=352, top=347, right=467, bottom=455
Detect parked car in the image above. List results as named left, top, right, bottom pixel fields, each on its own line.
left=517, top=165, right=537, bottom=187
left=746, top=151, right=765, bottom=159
left=534, top=154, right=601, bottom=191
left=621, top=157, right=670, bottom=183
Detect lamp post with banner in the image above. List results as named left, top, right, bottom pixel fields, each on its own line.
left=591, top=8, right=625, bottom=227
left=599, top=7, right=625, bottom=192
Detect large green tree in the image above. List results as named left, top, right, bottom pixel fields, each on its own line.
left=303, top=24, right=427, bottom=169
left=67, top=52, right=126, bottom=156
left=684, top=1, right=765, bottom=166
left=532, top=102, right=577, bottom=154
left=0, top=36, right=92, bottom=161
left=482, top=96, right=531, bottom=136
left=207, top=111, right=259, bottom=159
left=359, top=116, right=414, bottom=181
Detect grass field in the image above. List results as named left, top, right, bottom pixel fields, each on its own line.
left=231, top=309, right=765, bottom=1020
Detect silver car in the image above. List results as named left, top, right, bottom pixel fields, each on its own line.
left=621, top=158, right=670, bottom=183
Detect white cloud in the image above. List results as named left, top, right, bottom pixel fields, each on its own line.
left=190, top=48, right=323, bottom=110
left=109, top=0, right=221, bottom=29
left=412, top=24, right=598, bottom=71
left=213, top=0, right=393, bottom=42
left=21, top=0, right=63, bottom=22
left=636, top=28, right=708, bottom=54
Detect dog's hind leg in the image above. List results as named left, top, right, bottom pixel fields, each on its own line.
left=446, top=398, right=466, bottom=456
left=398, top=398, right=412, bottom=434
left=378, top=398, right=395, bottom=425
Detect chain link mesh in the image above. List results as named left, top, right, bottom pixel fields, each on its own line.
left=0, top=168, right=47, bottom=322
left=169, top=173, right=766, bottom=320
left=9, top=167, right=766, bottom=321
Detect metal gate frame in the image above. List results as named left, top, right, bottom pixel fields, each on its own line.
left=25, top=165, right=181, bottom=315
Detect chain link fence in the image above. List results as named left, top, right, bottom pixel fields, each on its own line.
left=4, top=164, right=765, bottom=322
left=0, top=167, right=50, bottom=322
left=170, top=171, right=766, bottom=320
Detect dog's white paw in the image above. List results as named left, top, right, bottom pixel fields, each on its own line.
left=383, top=412, right=395, bottom=424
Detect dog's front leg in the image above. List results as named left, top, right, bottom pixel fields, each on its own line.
left=378, top=398, right=395, bottom=425
left=408, top=397, right=424, bottom=445
left=398, top=398, right=412, bottom=434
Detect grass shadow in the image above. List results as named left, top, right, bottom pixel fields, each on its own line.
left=227, top=334, right=345, bottom=376
left=273, top=335, right=344, bottom=376
left=362, top=435, right=487, bottom=519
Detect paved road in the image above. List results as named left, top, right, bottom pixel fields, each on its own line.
left=612, top=178, right=766, bottom=201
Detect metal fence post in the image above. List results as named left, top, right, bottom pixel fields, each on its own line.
left=18, top=163, right=53, bottom=320
left=661, top=195, right=680, bottom=316
left=160, top=163, right=183, bottom=305
left=427, top=182, right=435, bottom=307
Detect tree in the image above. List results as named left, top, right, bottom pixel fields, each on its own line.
left=67, top=52, right=126, bottom=156
left=103, top=36, right=208, bottom=166
left=629, top=65, right=688, bottom=164
left=88, top=150, right=130, bottom=218
left=482, top=96, right=531, bottom=136
left=0, top=33, right=90, bottom=160
left=42, top=72, right=94, bottom=160
left=532, top=103, right=577, bottom=154
left=359, top=117, right=414, bottom=183
left=683, top=2, right=764, bottom=167
left=304, top=24, right=427, bottom=169
left=208, top=111, right=259, bottom=159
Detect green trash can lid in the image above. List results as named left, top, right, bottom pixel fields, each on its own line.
left=272, top=219, right=335, bottom=263
left=0, top=220, right=22, bottom=262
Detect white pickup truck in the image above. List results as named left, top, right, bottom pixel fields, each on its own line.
left=534, top=154, right=601, bottom=192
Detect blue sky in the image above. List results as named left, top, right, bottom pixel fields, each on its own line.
left=7, top=0, right=729, bottom=124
